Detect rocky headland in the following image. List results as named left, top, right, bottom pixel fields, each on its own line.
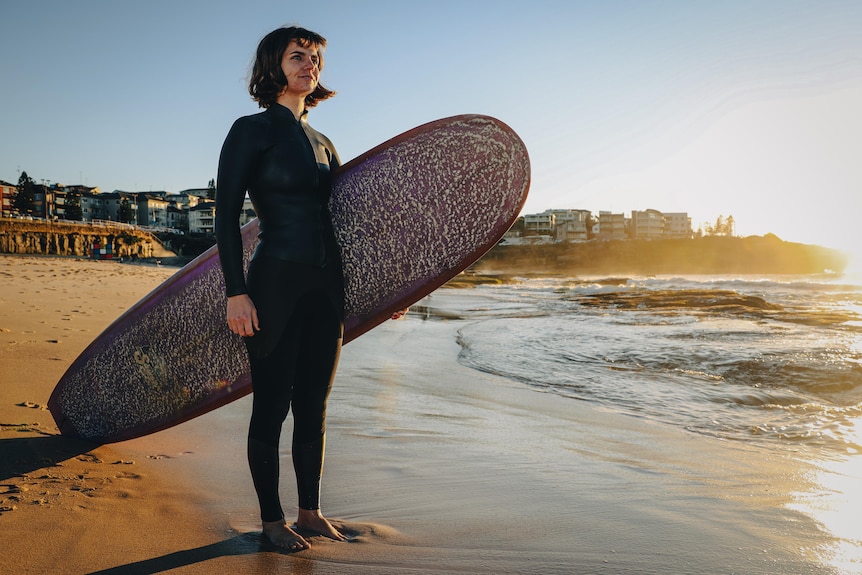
left=472, top=234, right=848, bottom=276
left=0, top=219, right=848, bottom=277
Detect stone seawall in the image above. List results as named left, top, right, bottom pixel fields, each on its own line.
left=0, top=219, right=175, bottom=259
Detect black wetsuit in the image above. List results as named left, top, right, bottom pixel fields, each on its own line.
left=215, top=103, right=344, bottom=522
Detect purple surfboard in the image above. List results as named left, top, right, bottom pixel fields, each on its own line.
left=48, top=114, right=530, bottom=443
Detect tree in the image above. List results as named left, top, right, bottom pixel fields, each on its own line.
left=119, top=197, right=135, bottom=223
left=207, top=178, right=216, bottom=200
left=509, top=216, right=525, bottom=235
left=701, top=214, right=736, bottom=237
left=585, top=213, right=598, bottom=240
left=724, top=215, right=735, bottom=237
left=15, top=171, right=36, bottom=215
left=65, top=192, right=83, bottom=221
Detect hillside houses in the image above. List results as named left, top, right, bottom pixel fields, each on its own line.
left=3, top=176, right=699, bottom=244
left=0, top=183, right=255, bottom=234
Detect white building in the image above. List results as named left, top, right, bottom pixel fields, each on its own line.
left=189, top=202, right=216, bottom=234
left=663, top=212, right=692, bottom=239
left=631, top=209, right=664, bottom=239
left=523, top=212, right=555, bottom=235
left=597, top=211, right=627, bottom=240
left=550, top=209, right=591, bottom=242
left=136, top=193, right=170, bottom=228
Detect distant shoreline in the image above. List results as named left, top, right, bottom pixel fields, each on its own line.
left=472, top=235, right=848, bottom=277
left=1, top=231, right=848, bottom=277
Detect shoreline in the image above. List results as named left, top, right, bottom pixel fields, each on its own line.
left=1, top=227, right=850, bottom=276
left=0, top=255, right=848, bottom=574
left=476, top=235, right=850, bottom=276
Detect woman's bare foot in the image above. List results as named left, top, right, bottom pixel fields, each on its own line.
left=296, top=508, right=347, bottom=541
left=262, top=519, right=310, bottom=552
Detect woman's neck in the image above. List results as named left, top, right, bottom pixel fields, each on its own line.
left=275, top=93, right=305, bottom=121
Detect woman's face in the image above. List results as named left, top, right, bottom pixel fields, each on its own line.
left=280, top=41, right=321, bottom=98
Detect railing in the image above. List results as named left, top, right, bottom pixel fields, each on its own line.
left=2, top=216, right=188, bottom=237
left=91, top=219, right=136, bottom=229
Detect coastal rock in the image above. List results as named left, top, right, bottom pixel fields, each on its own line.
left=0, top=220, right=174, bottom=259
left=474, top=235, right=848, bottom=276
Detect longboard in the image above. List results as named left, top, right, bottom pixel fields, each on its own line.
left=48, top=115, right=530, bottom=443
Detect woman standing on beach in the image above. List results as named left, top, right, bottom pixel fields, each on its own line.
left=215, top=26, right=346, bottom=552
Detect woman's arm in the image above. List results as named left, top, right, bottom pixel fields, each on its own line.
left=215, top=117, right=259, bottom=297
left=216, top=117, right=262, bottom=336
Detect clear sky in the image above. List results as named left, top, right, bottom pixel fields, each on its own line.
left=2, top=0, right=861, bottom=258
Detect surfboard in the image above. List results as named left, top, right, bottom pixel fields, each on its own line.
left=48, top=114, right=530, bottom=443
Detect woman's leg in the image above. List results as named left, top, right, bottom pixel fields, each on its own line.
left=247, top=343, right=297, bottom=523
left=290, top=291, right=345, bottom=539
left=247, top=309, right=310, bottom=550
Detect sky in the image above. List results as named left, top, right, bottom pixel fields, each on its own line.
left=2, top=0, right=861, bottom=260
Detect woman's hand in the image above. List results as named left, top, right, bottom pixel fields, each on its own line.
left=390, top=308, right=409, bottom=320
left=227, top=294, right=260, bottom=337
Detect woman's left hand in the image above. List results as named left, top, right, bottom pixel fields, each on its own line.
left=390, top=308, right=409, bottom=320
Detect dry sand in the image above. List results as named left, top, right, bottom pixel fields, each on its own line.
left=0, top=255, right=849, bottom=574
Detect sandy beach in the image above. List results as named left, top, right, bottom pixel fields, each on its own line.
left=0, top=255, right=850, bottom=574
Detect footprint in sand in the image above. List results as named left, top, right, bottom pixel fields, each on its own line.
left=16, top=401, right=47, bottom=410
left=115, top=471, right=142, bottom=480
left=0, top=484, right=24, bottom=496
left=76, top=453, right=103, bottom=464
left=70, top=486, right=97, bottom=497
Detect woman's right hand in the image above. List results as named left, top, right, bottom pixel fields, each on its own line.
left=227, top=294, right=260, bottom=337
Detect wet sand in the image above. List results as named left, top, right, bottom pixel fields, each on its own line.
left=0, top=255, right=847, bottom=574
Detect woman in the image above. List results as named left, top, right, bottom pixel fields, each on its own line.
left=215, top=26, right=345, bottom=552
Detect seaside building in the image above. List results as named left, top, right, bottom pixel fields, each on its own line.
left=31, top=185, right=48, bottom=219
left=188, top=201, right=216, bottom=234
left=550, top=209, right=592, bottom=242
left=30, top=183, right=64, bottom=220
left=172, top=191, right=205, bottom=209
left=167, top=203, right=186, bottom=231
left=136, top=193, right=170, bottom=228
left=22, top=184, right=94, bottom=222
left=168, top=191, right=209, bottom=231
left=0, top=180, right=15, bottom=218
left=631, top=209, right=665, bottom=239
left=663, top=212, right=693, bottom=239
left=177, top=187, right=212, bottom=201
left=81, top=191, right=108, bottom=221
left=597, top=211, right=627, bottom=241
left=523, top=212, right=555, bottom=236
left=95, top=191, right=134, bottom=223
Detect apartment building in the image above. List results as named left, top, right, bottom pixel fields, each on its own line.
left=597, top=211, right=627, bottom=241
left=523, top=212, right=555, bottom=236
left=630, top=209, right=664, bottom=239
left=1, top=180, right=16, bottom=218
left=136, top=193, right=170, bottom=228
left=550, top=209, right=591, bottom=242
left=664, top=212, right=693, bottom=239
left=188, top=202, right=216, bottom=234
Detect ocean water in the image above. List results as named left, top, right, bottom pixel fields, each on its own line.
left=433, top=273, right=862, bottom=459
left=412, top=272, right=862, bottom=571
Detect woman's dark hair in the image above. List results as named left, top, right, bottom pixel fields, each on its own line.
left=249, top=26, right=335, bottom=109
